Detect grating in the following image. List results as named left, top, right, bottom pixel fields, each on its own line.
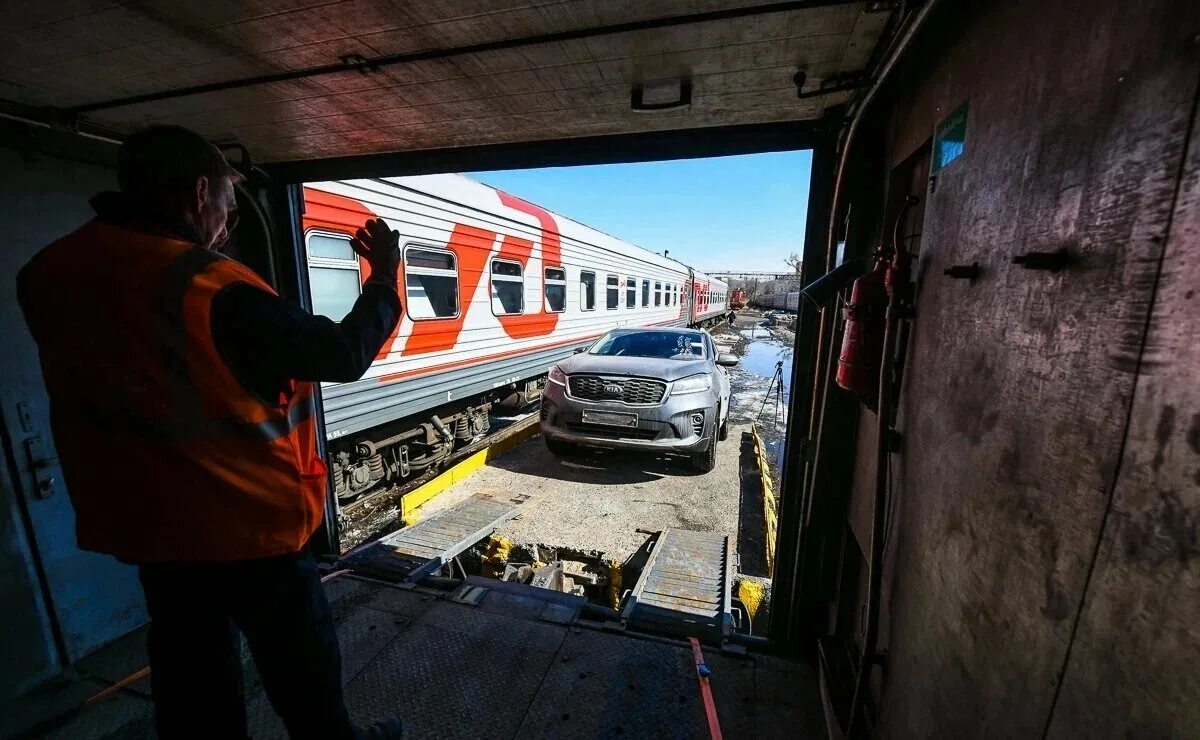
left=568, top=375, right=667, bottom=405
left=623, top=529, right=733, bottom=640
left=342, top=493, right=526, bottom=582
left=565, top=422, right=661, bottom=440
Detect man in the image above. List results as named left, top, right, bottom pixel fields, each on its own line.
left=17, top=126, right=403, bottom=739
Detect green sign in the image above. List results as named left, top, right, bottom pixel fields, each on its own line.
left=933, top=102, right=968, bottom=172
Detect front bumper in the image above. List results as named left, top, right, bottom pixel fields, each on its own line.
left=539, top=379, right=716, bottom=453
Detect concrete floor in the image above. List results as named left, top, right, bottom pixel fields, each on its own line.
left=16, top=575, right=825, bottom=740
left=415, top=312, right=790, bottom=564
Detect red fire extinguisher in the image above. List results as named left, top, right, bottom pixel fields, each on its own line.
left=836, top=252, right=890, bottom=396
left=836, top=196, right=918, bottom=398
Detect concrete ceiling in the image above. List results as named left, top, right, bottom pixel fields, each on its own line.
left=0, top=1, right=891, bottom=163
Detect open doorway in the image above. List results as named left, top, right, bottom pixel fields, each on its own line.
left=302, top=151, right=813, bottom=639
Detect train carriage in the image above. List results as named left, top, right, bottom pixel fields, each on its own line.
left=303, top=174, right=727, bottom=498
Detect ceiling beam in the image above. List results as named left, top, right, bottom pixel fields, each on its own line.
left=262, top=118, right=836, bottom=184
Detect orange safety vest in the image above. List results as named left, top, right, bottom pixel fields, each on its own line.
left=20, top=219, right=328, bottom=563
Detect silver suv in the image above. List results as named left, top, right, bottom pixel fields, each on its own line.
left=539, top=328, right=737, bottom=473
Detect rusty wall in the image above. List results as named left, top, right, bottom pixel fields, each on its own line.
left=866, top=0, right=1200, bottom=736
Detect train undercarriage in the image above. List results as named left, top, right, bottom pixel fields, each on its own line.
left=328, top=377, right=545, bottom=501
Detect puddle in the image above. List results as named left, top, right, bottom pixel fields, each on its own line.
left=740, top=339, right=793, bottom=386
left=729, top=324, right=794, bottom=486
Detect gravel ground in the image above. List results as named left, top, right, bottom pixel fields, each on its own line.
left=409, top=312, right=794, bottom=562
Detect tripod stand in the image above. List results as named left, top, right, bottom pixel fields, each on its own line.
left=755, top=360, right=786, bottom=431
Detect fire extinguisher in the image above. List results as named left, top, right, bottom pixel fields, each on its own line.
left=836, top=252, right=890, bottom=396
left=836, top=196, right=919, bottom=398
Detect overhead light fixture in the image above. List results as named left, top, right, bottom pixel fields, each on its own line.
left=631, top=76, right=692, bottom=112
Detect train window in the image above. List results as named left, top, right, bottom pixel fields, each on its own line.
left=671, top=285, right=677, bottom=305
left=309, top=268, right=360, bottom=319
left=308, top=232, right=357, bottom=261
left=306, top=231, right=361, bottom=319
left=405, top=246, right=459, bottom=320
left=545, top=266, right=566, bottom=312
left=490, top=259, right=524, bottom=315
left=625, top=277, right=636, bottom=308
left=580, top=271, right=596, bottom=311
left=654, top=282, right=662, bottom=307
left=641, top=279, right=650, bottom=307
left=606, top=275, right=619, bottom=310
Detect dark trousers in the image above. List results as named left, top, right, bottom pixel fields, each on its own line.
left=138, top=548, right=355, bottom=740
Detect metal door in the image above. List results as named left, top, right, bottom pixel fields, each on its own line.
left=0, top=148, right=146, bottom=668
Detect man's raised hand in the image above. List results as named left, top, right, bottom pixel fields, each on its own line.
left=350, top=218, right=401, bottom=282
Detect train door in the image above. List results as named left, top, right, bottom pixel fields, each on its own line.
left=0, top=147, right=146, bottom=692
left=684, top=268, right=695, bottom=324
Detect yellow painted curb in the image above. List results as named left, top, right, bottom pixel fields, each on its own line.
left=737, top=579, right=767, bottom=621
left=751, top=424, right=779, bottom=578
left=399, top=417, right=541, bottom=522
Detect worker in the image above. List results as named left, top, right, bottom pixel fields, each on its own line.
left=16, top=126, right=404, bottom=740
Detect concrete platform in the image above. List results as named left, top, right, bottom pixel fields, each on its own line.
left=18, top=575, right=823, bottom=739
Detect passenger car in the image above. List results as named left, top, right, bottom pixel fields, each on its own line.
left=539, top=328, right=738, bottom=472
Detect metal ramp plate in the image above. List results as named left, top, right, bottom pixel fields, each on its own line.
left=623, top=529, right=733, bottom=640
left=342, top=493, right=526, bottom=582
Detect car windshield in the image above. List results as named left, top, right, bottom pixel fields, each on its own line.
left=589, top=331, right=705, bottom=360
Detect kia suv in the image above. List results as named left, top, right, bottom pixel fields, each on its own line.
left=539, top=328, right=737, bottom=473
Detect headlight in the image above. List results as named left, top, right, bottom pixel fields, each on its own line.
left=547, top=365, right=567, bottom=386
left=671, top=374, right=712, bottom=395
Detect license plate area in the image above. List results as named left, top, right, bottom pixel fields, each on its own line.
left=581, top=409, right=639, bottom=428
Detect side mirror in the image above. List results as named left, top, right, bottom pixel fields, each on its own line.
left=717, top=353, right=738, bottom=367
left=573, top=347, right=587, bottom=354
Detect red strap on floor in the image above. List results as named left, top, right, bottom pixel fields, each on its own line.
left=689, top=637, right=724, bottom=740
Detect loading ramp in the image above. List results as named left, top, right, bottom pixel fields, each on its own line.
left=622, top=528, right=734, bottom=641
left=342, top=493, right=527, bottom=582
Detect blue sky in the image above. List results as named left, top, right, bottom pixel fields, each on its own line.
left=469, top=150, right=811, bottom=273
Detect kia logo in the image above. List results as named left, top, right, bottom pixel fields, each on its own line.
left=602, top=383, right=624, bottom=396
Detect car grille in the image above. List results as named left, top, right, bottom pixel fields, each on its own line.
left=566, top=422, right=661, bottom=441
left=568, top=376, right=667, bottom=405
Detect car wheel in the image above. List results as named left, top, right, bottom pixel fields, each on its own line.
left=693, top=430, right=717, bottom=473
left=545, top=436, right=574, bottom=456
